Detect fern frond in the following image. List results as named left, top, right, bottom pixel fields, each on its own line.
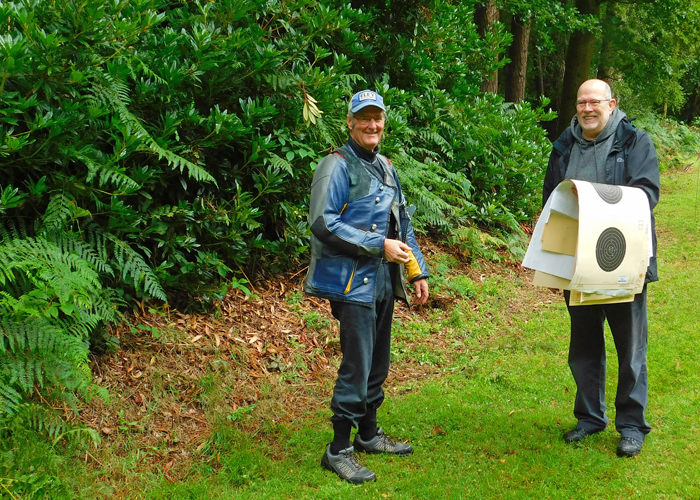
left=417, top=129, right=453, bottom=158
left=0, top=228, right=120, bottom=415
left=102, top=232, right=167, bottom=301
left=91, top=71, right=216, bottom=184
left=0, top=384, right=22, bottom=415
left=0, top=317, right=88, bottom=389
left=0, top=403, right=101, bottom=447
left=43, top=230, right=115, bottom=277
left=73, top=146, right=142, bottom=192
left=266, top=152, right=293, bottom=175
left=1, top=236, right=102, bottom=296
left=41, top=193, right=75, bottom=233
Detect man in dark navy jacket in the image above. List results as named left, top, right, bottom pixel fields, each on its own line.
left=544, top=79, right=660, bottom=458
left=305, top=90, right=429, bottom=483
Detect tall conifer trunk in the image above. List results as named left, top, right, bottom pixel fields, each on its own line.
left=557, top=0, right=604, bottom=136
left=475, top=1, right=500, bottom=94
left=596, top=1, right=617, bottom=84
left=505, top=15, right=531, bottom=103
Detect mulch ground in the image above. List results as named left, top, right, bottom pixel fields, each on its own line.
left=71, top=239, right=548, bottom=482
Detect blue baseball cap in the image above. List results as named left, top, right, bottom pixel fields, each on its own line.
left=348, top=90, right=386, bottom=114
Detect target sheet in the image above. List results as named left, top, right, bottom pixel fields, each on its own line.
left=522, top=179, right=652, bottom=305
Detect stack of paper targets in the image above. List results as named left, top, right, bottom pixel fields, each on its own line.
left=522, top=180, right=652, bottom=305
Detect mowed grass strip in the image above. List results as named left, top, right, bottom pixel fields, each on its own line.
left=61, top=169, right=699, bottom=499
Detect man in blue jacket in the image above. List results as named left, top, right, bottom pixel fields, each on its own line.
left=544, top=79, right=660, bottom=458
left=305, top=90, right=429, bottom=483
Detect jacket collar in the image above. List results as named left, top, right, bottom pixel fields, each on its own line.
left=347, top=136, right=379, bottom=163
left=553, top=116, right=636, bottom=158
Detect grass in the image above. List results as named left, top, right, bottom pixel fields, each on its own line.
left=4, top=167, right=700, bottom=498
left=140, top=169, right=699, bottom=499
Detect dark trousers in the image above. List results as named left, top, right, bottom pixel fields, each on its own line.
left=329, top=263, right=395, bottom=427
left=565, top=285, right=651, bottom=441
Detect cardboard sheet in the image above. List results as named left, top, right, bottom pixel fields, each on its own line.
left=569, top=290, right=635, bottom=306
left=541, top=212, right=578, bottom=256
left=532, top=270, right=571, bottom=289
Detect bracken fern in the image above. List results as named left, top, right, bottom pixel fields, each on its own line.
left=0, top=232, right=114, bottom=415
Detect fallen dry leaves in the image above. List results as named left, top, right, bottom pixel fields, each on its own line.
left=69, top=239, right=550, bottom=483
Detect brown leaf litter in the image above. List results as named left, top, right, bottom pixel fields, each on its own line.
left=68, top=239, right=552, bottom=483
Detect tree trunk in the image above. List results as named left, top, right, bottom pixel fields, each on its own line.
left=505, top=15, right=531, bottom=103
left=596, top=1, right=617, bottom=84
left=681, top=84, right=700, bottom=123
left=540, top=3, right=568, bottom=140
left=556, top=0, right=604, bottom=137
left=535, top=47, right=545, bottom=98
left=475, top=1, right=500, bottom=94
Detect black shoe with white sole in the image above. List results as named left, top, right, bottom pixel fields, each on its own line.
left=321, top=445, right=376, bottom=484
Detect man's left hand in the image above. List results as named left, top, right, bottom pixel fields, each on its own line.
left=413, top=278, right=428, bottom=305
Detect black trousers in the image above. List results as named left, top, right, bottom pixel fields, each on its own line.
left=565, top=285, right=651, bottom=441
left=329, top=263, right=395, bottom=427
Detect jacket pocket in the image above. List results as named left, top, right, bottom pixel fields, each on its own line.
left=311, top=256, right=357, bottom=294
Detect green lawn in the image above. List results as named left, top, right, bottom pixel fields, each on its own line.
left=124, top=171, right=700, bottom=499
left=6, top=170, right=699, bottom=499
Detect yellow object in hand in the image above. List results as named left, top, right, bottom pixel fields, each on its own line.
left=405, top=249, right=422, bottom=282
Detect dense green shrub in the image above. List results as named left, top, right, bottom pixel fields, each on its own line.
left=0, top=0, right=552, bottom=304
left=0, top=0, right=365, bottom=300
left=634, top=113, right=700, bottom=171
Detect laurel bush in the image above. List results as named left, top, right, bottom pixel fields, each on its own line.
left=0, top=1, right=557, bottom=493
left=0, top=0, right=552, bottom=304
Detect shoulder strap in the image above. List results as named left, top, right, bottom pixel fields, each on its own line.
left=333, top=144, right=373, bottom=203
left=376, top=153, right=398, bottom=189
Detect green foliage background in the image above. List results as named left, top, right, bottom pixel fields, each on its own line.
left=0, top=0, right=554, bottom=431
left=0, top=0, right=552, bottom=297
left=2, top=0, right=700, bottom=496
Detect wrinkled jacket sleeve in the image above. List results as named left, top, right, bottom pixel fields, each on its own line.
left=543, top=131, right=572, bottom=207
left=625, top=131, right=660, bottom=210
left=543, top=151, right=561, bottom=207
left=308, top=154, right=385, bottom=257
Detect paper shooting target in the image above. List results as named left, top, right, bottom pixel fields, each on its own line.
left=595, top=227, right=626, bottom=272
left=522, top=179, right=651, bottom=304
left=593, top=184, right=623, bottom=204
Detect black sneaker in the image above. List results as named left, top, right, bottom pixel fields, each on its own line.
left=320, top=445, right=376, bottom=484
left=563, top=426, right=603, bottom=444
left=617, top=437, right=643, bottom=457
left=353, top=428, right=414, bottom=456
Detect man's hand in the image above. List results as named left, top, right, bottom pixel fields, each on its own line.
left=384, top=239, right=411, bottom=263
left=413, top=278, right=429, bottom=305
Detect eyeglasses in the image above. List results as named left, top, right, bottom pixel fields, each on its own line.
left=576, top=99, right=611, bottom=109
left=354, top=115, right=385, bottom=125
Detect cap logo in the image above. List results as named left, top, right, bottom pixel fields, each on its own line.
left=358, top=91, right=377, bottom=102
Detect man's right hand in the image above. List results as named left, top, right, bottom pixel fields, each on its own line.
left=384, top=239, right=411, bottom=264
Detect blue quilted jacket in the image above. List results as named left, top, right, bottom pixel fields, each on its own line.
left=304, top=143, right=429, bottom=305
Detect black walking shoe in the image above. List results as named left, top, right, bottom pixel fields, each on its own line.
left=321, top=445, right=376, bottom=484
left=563, top=426, right=603, bottom=444
left=616, top=437, right=643, bottom=457
left=353, top=428, right=414, bottom=456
